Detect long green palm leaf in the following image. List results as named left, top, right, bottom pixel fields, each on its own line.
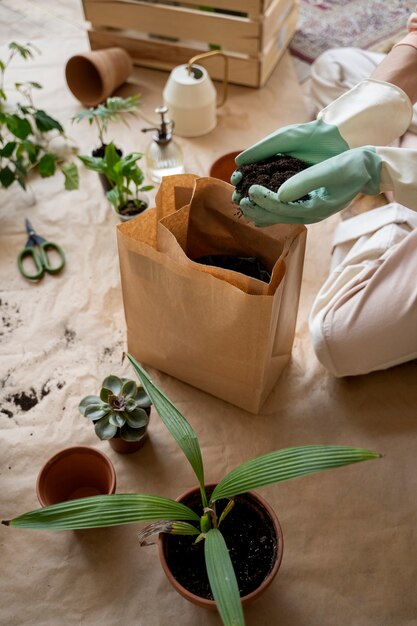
left=205, top=529, right=245, bottom=626
left=4, top=494, right=199, bottom=531
left=211, top=446, right=380, bottom=503
left=127, top=354, right=206, bottom=504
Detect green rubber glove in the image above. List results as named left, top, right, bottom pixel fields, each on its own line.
left=231, top=79, right=412, bottom=207
left=239, top=147, right=382, bottom=225
left=231, top=119, right=349, bottom=205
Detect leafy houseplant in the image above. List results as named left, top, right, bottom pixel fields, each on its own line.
left=0, top=42, right=79, bottom=193
left=72, top=95, right=140, bottom=151
left=3, top=354, right=381, bottom=626
left=78, top=143, right=153, bottom=220
left=79, top=374, right=152, bottom=454
left=72, top=95, right=140, bottom=192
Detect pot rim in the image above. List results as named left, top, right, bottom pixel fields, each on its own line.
left=36, top=445, right=116, bottom=507
left=158, top=482, right=284, bottom=608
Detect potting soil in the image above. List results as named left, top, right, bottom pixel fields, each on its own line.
left=236, top=154, right=308, bottom=200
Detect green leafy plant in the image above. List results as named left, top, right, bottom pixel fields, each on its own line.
left=3, top=354, right=381, bottom=626
left=72, top=95, right=140, bottom=148
left=0, top=41, right=79, bottom=191
left=78, top=143, right=153, bottom=215
left=79, top=374, right=151, bottom=442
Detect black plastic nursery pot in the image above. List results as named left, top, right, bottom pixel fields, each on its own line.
left=158, top=484, right=283, bottom=610
left=92, top=143, right=122, bottom=193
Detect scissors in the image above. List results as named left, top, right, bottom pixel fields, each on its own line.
left=18, top=219, right=65, bottom=281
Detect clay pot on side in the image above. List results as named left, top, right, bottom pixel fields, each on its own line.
left=36, top=446, right=116, bottom=507
left=92, top=144, right=123, bottom=193
left=158, top=484, right=283, bottom=610
left=65, top=48, right=133, bottom=107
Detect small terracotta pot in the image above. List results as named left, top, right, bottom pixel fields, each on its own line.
left=65, top=47, right=133, bottom=106
left=158, top=484, right=283, bottom=610
left=36, top=446, right=116, bottom=507
left=209, top=151, right=241, bottom=183
left=108, top=433, right=148, bottom=454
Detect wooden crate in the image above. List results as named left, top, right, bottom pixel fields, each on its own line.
left=82, top=0, right=299, bottom=88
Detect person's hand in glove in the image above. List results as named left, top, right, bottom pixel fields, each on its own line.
left=231, top=79, right=412, bottom=217
left=238, top=145, right=417, bottom=225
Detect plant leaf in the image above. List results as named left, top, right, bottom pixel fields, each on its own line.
left=38, top=153, right=56, bottom=177
left=211, top=446, right=381, bottom=503
left=134, top=386, right=151, bottom=407
left=34, top=110, right=63, bottom=133
left=121, top=379, right=137, bottom=399
left=0, top=166, right=15, bottom=188
left=6, top=114, right=32, bottom=140
left=84, top=404, right=109, bottom=421
left=61, top=162, right=79, bottom=190
left=125, top=407, right=149, bottom=429
left=9, top=42, right=38, bottom=60
left=127, top=354, right=206, bottom=497
left=4, top=494, right=200, bottom=530
left=205, top=529, right=245, bottom=626
left=138, top=520, right=199, bottom=546
left=94, top=415, right=118, bottom=439
left=106, top=187, right=119, bottom=208
left=0, top=141, right=16, bottom=157
left=120, top=423, right=147, bottom=441
left=78, top=395, right=102, bottom=415
left=78, top=154, right=106, bottom=173
left=109, top=412, right=125, bottom=427
left=102, top=375, right=123, bottom=395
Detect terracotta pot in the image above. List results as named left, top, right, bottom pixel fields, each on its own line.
left=158, top=484, right=283, bottom=610
left=36, top=446, right=116, bottom=507
left=65, top=48, right=133, bottom=106
left=209, top=151, right=241, bottom=183
left=108, top=433, right=148, bottom=454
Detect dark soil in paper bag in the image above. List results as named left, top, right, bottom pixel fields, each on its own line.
left=194, top=254, right=271, bottom=283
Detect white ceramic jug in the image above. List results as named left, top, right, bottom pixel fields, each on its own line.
left=163, top=50, right=228, bottom=138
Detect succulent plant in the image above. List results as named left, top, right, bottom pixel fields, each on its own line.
left=79, top=375, right=151, bottom=442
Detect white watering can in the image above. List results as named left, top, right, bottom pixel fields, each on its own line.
left=163, top=50, right=228, bottom=138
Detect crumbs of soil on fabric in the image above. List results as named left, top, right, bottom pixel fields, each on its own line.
left=64, top=327, right=76, bottom=344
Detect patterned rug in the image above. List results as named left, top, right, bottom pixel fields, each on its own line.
left=290, top=0, right=416, bottom=64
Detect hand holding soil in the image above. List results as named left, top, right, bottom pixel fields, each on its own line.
left=232, top=154, right=308, bottom=204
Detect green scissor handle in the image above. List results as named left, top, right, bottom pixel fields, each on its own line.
left=18, top=241, right=65, bottom=280
left=38, top=241, right=66, bottom=274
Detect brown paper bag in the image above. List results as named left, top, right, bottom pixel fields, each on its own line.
left=117, top=175, right=306, bottom=413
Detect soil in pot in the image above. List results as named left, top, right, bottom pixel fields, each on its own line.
left=117, top=199, right=148, bottom=218
left=162, top=490, right=279, bottom=600
left=236, top=154, right=309, bottom=200
left=194, top=255, right=271, bottom=283
left=92, top=144, right=122, bottom=193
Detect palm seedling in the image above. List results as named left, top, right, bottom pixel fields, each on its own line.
left=3, top=354, right=381, bottom=626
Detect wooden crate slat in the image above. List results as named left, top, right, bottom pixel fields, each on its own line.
left=262, top=0, right=295, bottom=51
left=88, top=29, right=260, bottom=86
left=259, top=4, right=297, bottom=85
left=153, top=0, right=263, bottom=17
left=83, top=0, right=261, bottom=55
